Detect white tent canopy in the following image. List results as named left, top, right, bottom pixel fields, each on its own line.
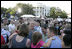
left=57, top=18, right=63, bottom=22
left=21, top=15, right=35, bottom=17
left=36, top=16, right=40, bottom=18
left=65, top=19, right=71, bottom=22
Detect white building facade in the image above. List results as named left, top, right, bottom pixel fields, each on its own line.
left=33, top=3, right=50, bottom=18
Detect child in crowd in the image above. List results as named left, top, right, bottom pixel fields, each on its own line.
left=31, top=32, right=55, bottom=48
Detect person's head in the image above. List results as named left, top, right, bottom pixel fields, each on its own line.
left=1, top=23, right=4, bottom=28
left=29, top=21, right=35, bottom=30
left=16, top=24, right=21, bottom=33
left=64, top=29, right=71, bottom=35
left=10, top=20, right=14, bottom=24
left=1, top=21, right=9, bottom=30
left=65, top=24, right=71, bottom=29
left=45, top=20, right=48, bottom=24
left=63, top=34, right=71, bottom=47
left=37, top=20, right=40, bottom=24
left=35, top=22, right=40, bottom=26
left=41, top=25, right=47, bottom=34
left=18, top=24, right=29, bottom=37
left=19, top=17, right=23, bottom=24
left=32, top=32, right=42, bottom=45
left=49, top=27, right=58, bottom=37
left=17, top=25, right=21, bottom=30
left=7, top=20, right=10, bottom=25
left=54, top=23, right=57, bottom=26
left=3, top=18, right=8, bottom=25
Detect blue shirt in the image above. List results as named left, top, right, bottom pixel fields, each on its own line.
left=28, top=29, right=36, bottom=41
left=45, top=36, right=62, bottom=48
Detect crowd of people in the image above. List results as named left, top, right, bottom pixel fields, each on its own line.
left=1, top=17, right=71, bottom=48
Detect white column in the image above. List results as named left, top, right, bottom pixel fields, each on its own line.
left=39, top=7, right=40, bottom=17
left=36, top=7, right=37, bottom=16
left=44, top=8, right=45, bottom=17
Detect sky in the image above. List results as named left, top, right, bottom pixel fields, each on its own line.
left=1, top=1, right=71, bottom=17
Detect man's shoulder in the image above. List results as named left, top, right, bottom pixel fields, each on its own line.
left=53, top=36, right=61, bottom=40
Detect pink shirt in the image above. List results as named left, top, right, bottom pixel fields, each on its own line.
left=31, top=40, right=45, bottom=48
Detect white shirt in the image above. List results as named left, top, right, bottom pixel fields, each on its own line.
left=8, top=24, right=16, bottom=32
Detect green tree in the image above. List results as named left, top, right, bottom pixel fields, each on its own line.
left=50, top=7, right=56, bottom=18
left=14, top=3, right=35, bottom=17
left=10, top=8, right=16, bottom=16
left=1, top=7, right=7, bottom=14
left=1, top=7, right=8, bottom=18
left=60, top=11, right=68, bottom=18
left=1, top=7, right=17, bottom=18
left=6, top=8, right=11, bottom=14
left=50, top=7, right=68, bottom=18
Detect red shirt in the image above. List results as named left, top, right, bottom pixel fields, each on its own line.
left=1, top=35, right=5, bottom=45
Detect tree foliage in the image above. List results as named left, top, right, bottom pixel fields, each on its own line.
left=49, top=7, right=68, bottom=18
left=15, top=3, right=35, bottom=17
left=1, top=3, right=35, bottom=18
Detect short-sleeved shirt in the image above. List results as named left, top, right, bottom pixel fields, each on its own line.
left=1, top=28, right=10, bottom=43
left=8, top=24, right=16, bottom=32
left=1, top=28, right=10, bottom=37
left=31, top=40, right=45, bottom=48
left=45, top=36, right=62, bottom=48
